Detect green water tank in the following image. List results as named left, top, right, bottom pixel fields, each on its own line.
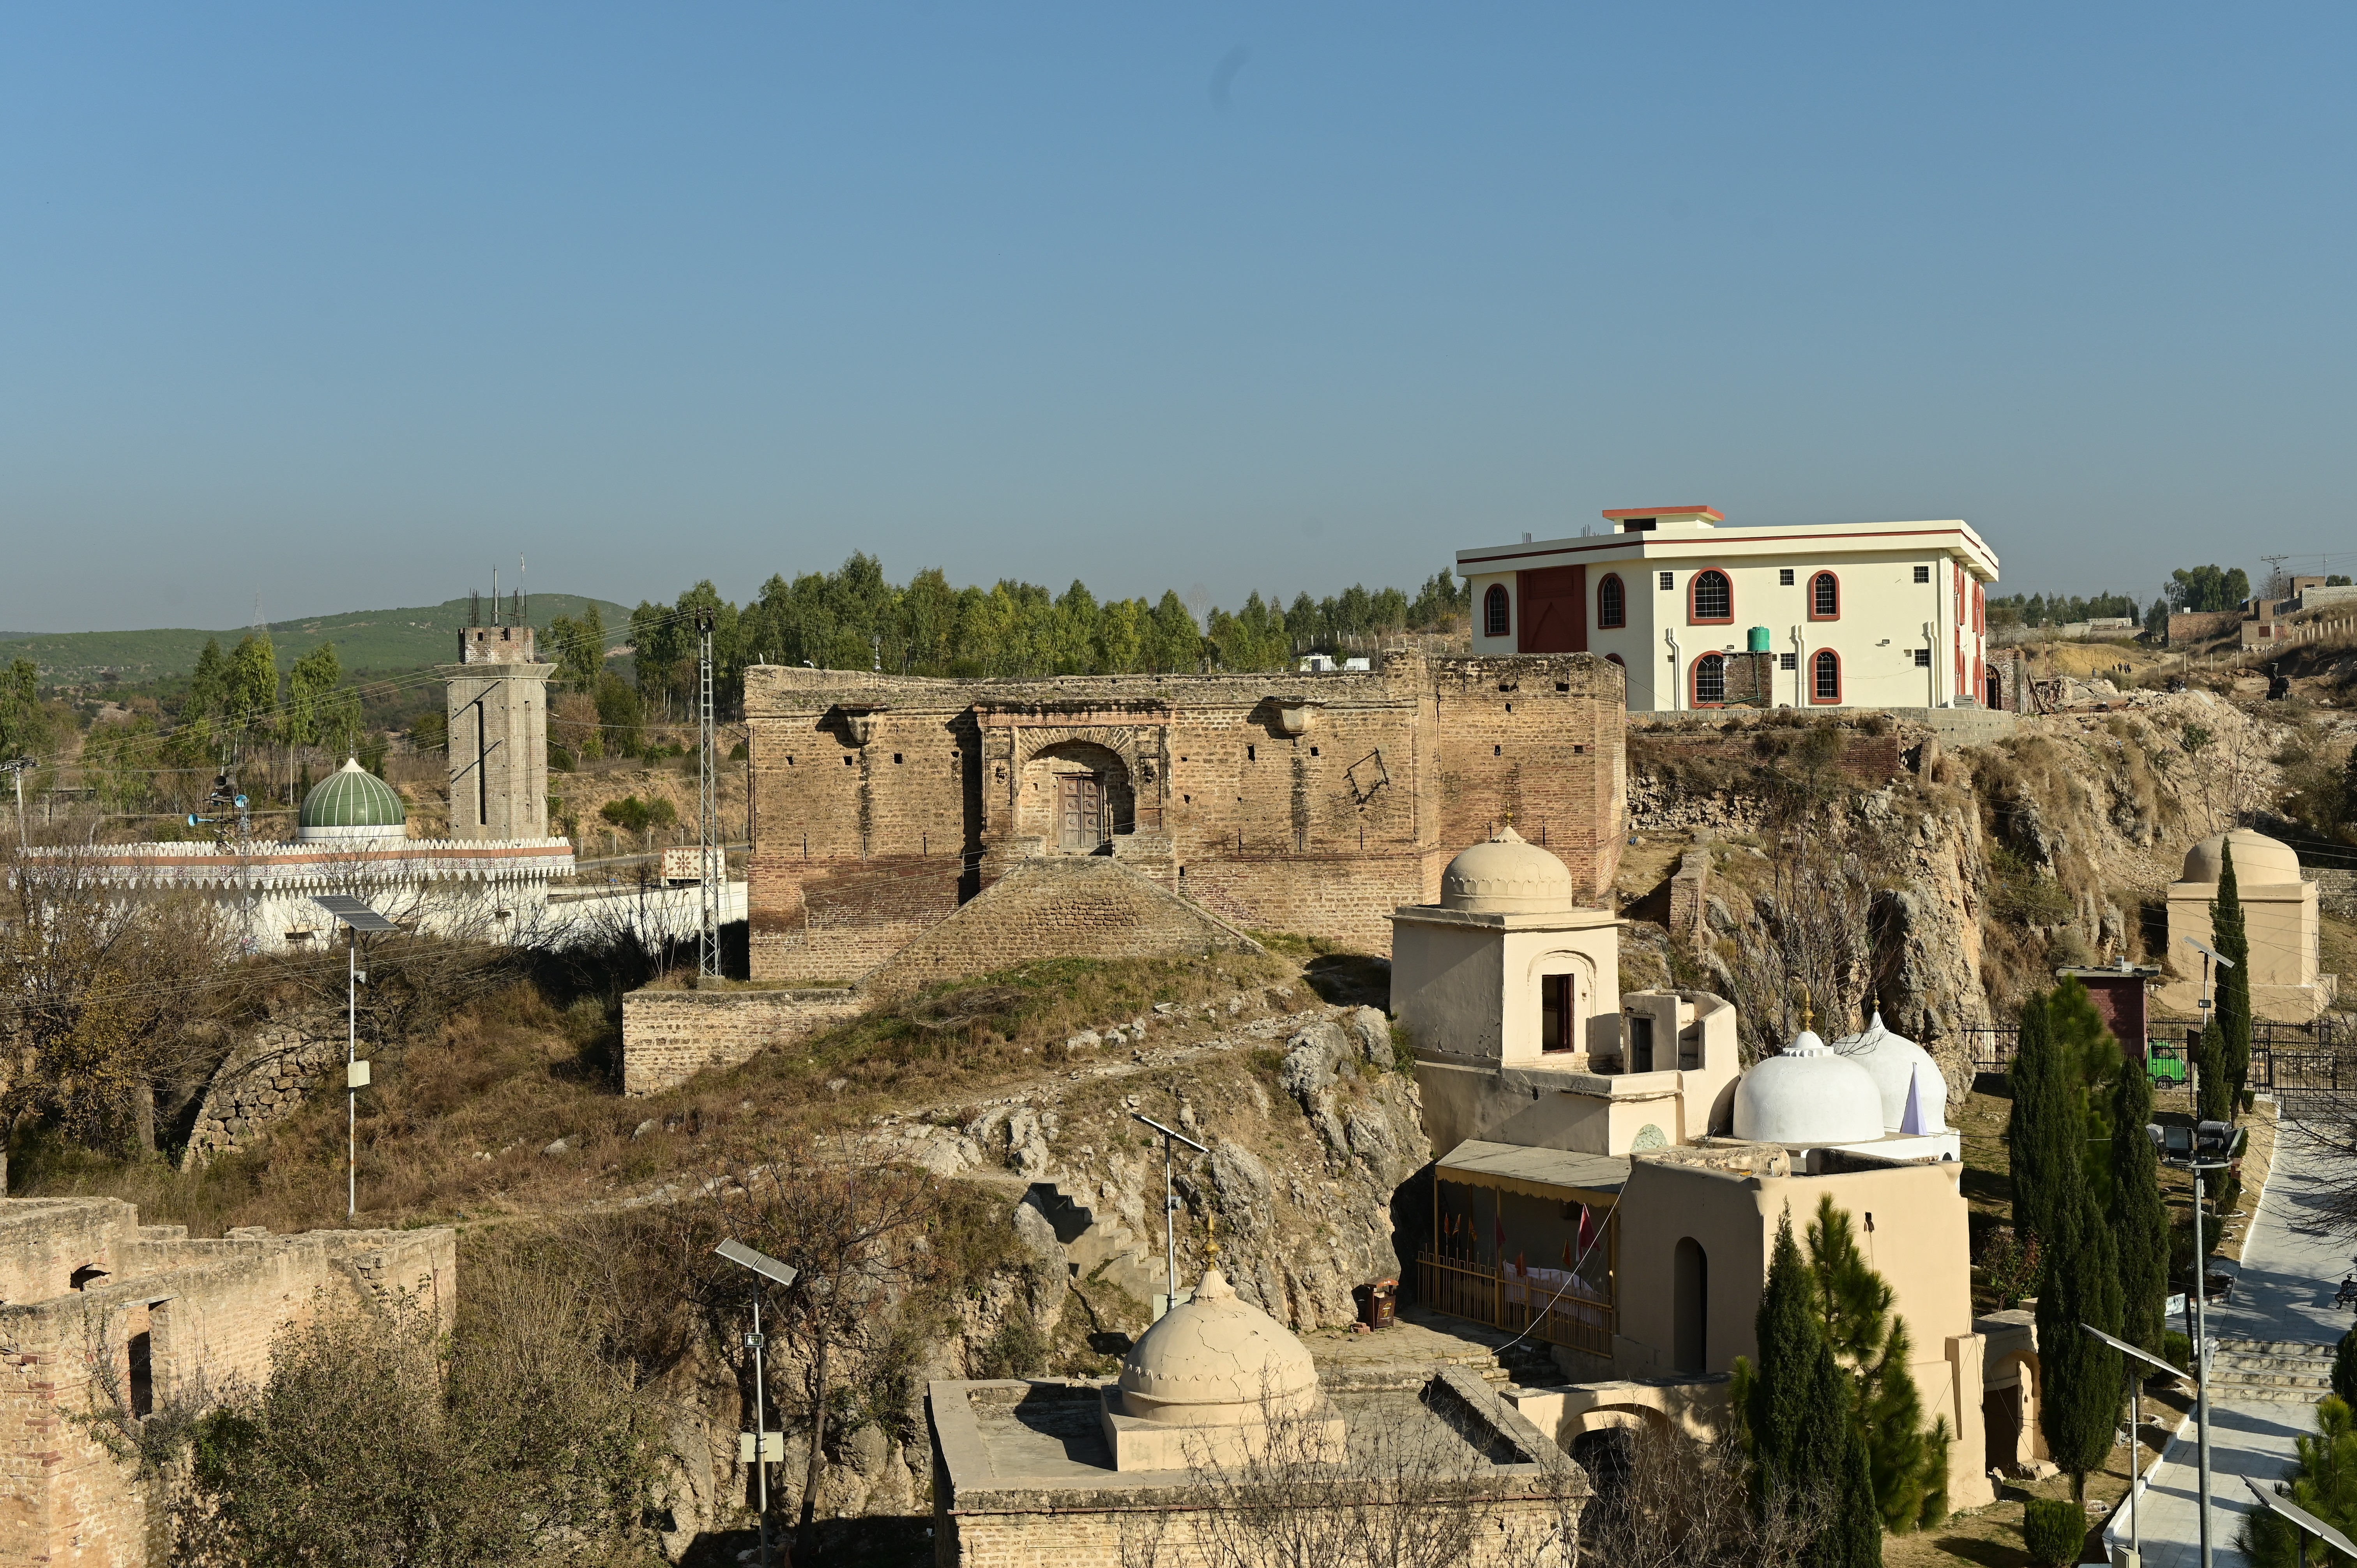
left=1746, top=626, right=1772, bottom=653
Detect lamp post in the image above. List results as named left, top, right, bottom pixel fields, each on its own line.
left=2151, top=1111, right=2244, bottom=1568
left=716, top=1238, right=800, bottom=1568
left=311, top=895, right=395, bottom=1219
left=2083, top=1323, right=2193, bottom=1568
left=1130, top=1113, right=1209, bottom=1314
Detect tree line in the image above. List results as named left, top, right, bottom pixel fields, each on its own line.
left=576, top=555, right=1470, bottom=725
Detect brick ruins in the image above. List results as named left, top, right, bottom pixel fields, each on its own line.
left=743, top=650, right=1627, bottom=983
left=0, top=1198, right=454, bottom=1566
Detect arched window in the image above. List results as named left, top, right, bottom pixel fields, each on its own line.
left=1604, top=652, right=1625, bottom=669
left=1811, top=648, right=1841, bottom=704
left=1809, top=571, right=1839, bottom=620
left=1483, top=584, right=1510, bottom=639
left=1689, top=569, right=1732, bottom=624
left=1694, top=653, right=1726, bottom=706
left=1597, top=573, right=1626, bottom=629
left=1673, top=1238, right=1708, bottom=1373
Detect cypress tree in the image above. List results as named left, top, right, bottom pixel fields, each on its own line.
left=2037, top=1186, right=2127, bottom=1500
left=2008, top=994, right=2074, bottom=1250
left=2109, top=1052, right=2171, bottom=1354
left=2195, top=1016, right=2233, bottom=1126
left=2214, top=841, right=2253, bottom=1107
left=2336, top=1327, right=2357, bottom=1409
left=1749, top=1209, right=1882, bottom=1568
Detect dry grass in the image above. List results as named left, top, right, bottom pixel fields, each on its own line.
left=12, top=946, right=1329, bottom=1236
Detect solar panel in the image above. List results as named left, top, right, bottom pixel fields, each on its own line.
left=311, top=895, right=398, bottom=932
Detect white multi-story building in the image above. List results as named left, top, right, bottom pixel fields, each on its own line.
left=1459, top=505, right=2000, bottom=712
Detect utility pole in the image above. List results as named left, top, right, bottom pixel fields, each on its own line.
left=696, top=607, right=720, bottom=979
left=2, top=757, right=32, bottom=851
left=312, top=896, right=394, bottom=1220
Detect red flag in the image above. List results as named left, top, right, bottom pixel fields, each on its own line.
left=1577, top=1204, right=1597, bottom=1255
left=1561, top=1241, right=1573, bottom=1270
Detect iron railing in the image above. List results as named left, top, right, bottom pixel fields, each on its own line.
left=1414, top=1252, right=1615, bottom=1361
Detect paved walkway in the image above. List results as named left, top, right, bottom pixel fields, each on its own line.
left=2106, top=1118, right=2348, bottom=1568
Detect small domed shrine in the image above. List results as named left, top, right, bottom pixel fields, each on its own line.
left=1831, top=1011, right=1951, bottom=1137
left=1100, top=1266, right=1343, bottom=1469
left=2165, top=826, right=2336, bottom=1020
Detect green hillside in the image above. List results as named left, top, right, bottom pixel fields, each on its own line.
left=0, top=595, right=631, bottom=687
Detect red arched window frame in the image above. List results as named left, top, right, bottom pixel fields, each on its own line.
left=1483, top=583, right=1511, bottom=639
left=1688, top=569, right=1733, bottom=626
left=1691, top=652, right=1728, bottom=707
left=1604, top=652, right=1626, bottom=667
left=1597, top=573, right=1626, bottom=629
left=1808, top=570, right=1840, bottom=622
left=1809, top=648, right=1842, bottom=704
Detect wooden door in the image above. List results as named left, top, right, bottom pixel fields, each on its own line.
left=1517, top=565, right=1588, bottom=653
left=1057, top=774, right=1104, bottom=849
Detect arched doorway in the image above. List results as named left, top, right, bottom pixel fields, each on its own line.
left=1021, top=741, right=1135, bottom=852
left=1672, top=1238, right=1708, bottom=1372
left=1986, top=670, right=2004, bottom=710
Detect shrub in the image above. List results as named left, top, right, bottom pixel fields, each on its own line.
left=2023, top=1496, right=2086, bottom=1566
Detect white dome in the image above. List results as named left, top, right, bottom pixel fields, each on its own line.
left=1117, top=1268, right=1320, bottom=1425
left=1732, top=1030, right=1887, bottom=1145
left=2181, top=828, right=2301, bottom=888
left=1832, top=1012, right=1949, bottom=1132
left=1440, top=827, right=1578, bottom=914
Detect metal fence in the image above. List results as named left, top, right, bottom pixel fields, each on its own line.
left=1967, top=1016, right=2357, bottom=1091
left=1414, top=1252, right=1615, bottom=1361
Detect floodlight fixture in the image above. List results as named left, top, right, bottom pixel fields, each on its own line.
left=2081, top=1322, right=2189, bottom=1383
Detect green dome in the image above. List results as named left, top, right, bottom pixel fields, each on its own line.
left=298, top=758, right=407, bottom=841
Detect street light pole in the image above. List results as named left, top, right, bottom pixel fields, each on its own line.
left=311, top=895, right=393, bottom=1221
left=716, top=1238, right=800, bottom=1568
left=2083, top=1322, right=2192, bottom=1568
left=1130, top=1113, right=1208, bottom=1313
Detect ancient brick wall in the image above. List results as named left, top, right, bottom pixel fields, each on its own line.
left=621, top=987, right=864, bottom=1096
left=0, top=1205, right=454, bottom=1568
left=867, top=858, right=1260, bottom=998
left=744, top=652, right=1626, bottom=981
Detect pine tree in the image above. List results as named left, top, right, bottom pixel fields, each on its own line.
left=1805, top=1195, right=1949, bottom=1531
left=2037, top=1186, right=2126, bottom=1499
left=2214, top=841, right=2253, bottom=1108
left=2195, top=1016, right=2233, bottom=1125
left=2336, top=1328, right=2357, bottom=1409
left=2108, top=1054, right=2171, bottom=1354
left=2008, top=994, right=2075, bottom=1250
left=1746, top=1209, right=1883, bottom=1568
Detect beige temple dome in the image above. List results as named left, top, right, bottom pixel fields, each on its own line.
left=1117, top=1268, right=1320, bottom=1426
left=1732, top=1028, right=1887, bottom=1145
left=1439, top=827, right=1578, bottom=914
left=2181, top=828, right=2301, bottom=888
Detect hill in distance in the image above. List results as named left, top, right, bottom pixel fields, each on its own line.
left=0, top=595, right=632, bottom=687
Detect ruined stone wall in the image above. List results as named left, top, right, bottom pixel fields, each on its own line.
left=0, top=1203, right=454, bottom=1568
left=182, top=1014, right=348, bottom=1169
left=620, top=987, right=864, bottom=1097
left=744, top=653, right=1626, bottom=981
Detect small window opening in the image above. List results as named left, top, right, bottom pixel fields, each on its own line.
left=129, top=1331, right=154, bottom=1418
left=1247, top=745, right=1256, bottom=762
left=1541, top=975, right=1578, bottom=1052
left=1913, top=564, right=1932, bottom=584
left=1627, top=1014, right=1655, bottom=1072
left=1779, top=567, right=1795, bottom=586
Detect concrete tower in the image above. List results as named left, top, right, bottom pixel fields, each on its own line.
left=443, top=618, right=553, bottom=841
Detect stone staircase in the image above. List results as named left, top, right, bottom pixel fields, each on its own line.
left=1022, top=1181, right=1168, bottom=1311
left=2206, top=1339, right=2337, bottom=1404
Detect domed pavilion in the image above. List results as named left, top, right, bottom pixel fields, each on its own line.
left=1099, top=1266, right=1344, bottom=1470
left=2164, top=827, right=2336, bottom=1020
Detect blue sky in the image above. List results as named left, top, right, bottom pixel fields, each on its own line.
left=4, top=4, right=2353, bottom=631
